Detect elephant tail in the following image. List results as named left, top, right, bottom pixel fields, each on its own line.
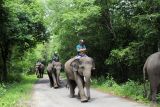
left=143, top=63, right=147, bottom=98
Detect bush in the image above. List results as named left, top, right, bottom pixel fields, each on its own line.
left=92, top=75, right=149, bottom=103
left=0, top=84, right=7, bottom=98
left=120, top=80, right=144, bottom=100
left=7, top=73, right=23, bottom=83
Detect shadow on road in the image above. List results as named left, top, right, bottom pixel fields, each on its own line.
left=35, top=79, right=49, bottom=84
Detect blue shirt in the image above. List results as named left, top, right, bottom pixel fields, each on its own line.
left=76, top=44, right=86, bottom=53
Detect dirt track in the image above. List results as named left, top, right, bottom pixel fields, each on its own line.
left=28, top=75, right=149, bottom=107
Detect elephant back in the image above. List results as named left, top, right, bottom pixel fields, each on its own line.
left=54, top=62, right=61, bottom=66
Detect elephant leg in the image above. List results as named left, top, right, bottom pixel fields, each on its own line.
left=150, top=78, right=158, bottom=103
left=47, top=72, right=53, bottom=87
left=38, top=71, right=41, bottom=78
left=37, top=71, right=39, bottom=78
left=40, top=71, right=42, bottom=78
left=35, top=70, right=37, bottom=75
left=41, top=72, right=43, bottom=78
left=39, top=71, right=41, bottom=78
left=52, top=72, right=58, bottom=88
left=85, top=78, right=91, bottom=100
left=36, top=71, right=38, bottom=78
left=42, top=71, right=44, bottom=78
left=68, top=80, right=76, bottom=98
left=78, top=76, right=85, bottom=98
left=41, top=71, right=43, bottom=78
left=74, top=73, right=87, bottom=102
left=77, top=90, right=81, bottom=99
left=151, top=85, right=158, bottom=103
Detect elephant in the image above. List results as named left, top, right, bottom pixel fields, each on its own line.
left=64, top=56, right=95, bottom=102
left=52, top=61, right=62, bottom=86
left=35, top=62, right=45, bottom=78
left=143, top=52, right=160, bottom=102
left=47, top=61, right=62, bottom=88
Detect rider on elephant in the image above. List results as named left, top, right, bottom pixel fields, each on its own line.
left=52, top=51, right=60, bottom=62
left=76, top=39, right=87, bottom=59
left=36, top=60, right=42, bottom=68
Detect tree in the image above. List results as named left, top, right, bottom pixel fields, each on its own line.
left=0, top=0, right=49, bottom=81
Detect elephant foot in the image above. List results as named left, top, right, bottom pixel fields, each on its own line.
left=77, top=92, right=80, bottom=99
left=69, top=94, right=75, bottom=98
left=50, top=84, right=53, bottom=88
left=57, top=82, right=61, bottom=86
left=54, top=85, right=58, bottom=88
left=81, top=97, right=88, bottom=102
left=87, top=97, right=90, bottom=100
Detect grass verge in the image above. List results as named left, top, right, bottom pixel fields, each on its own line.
left=0, top=74, right=37, bottom=107
left=91, top=75, right=151, bottom=104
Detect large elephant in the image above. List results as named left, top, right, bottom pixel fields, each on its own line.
left=64, top=56, right=95, bottom=102
left=143, top=52, right=160, bottom=102
left=35, top=62, right=45, bottom=78
left=47, top=61, right=62, bottom=88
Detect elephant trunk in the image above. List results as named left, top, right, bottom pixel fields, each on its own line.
left=52, top=70, right=58, bottom=88
left=85, top=77, right=91, bottom=100
left=56, top=69, right=61, bottom=85
left=83, top=69, right=91, bottom=100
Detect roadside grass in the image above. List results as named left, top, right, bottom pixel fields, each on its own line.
left=60, top=71, right=67, bottom=79
left=91, top=75, right=152, bottom=104
left=0, top=74, right=37, bottom=107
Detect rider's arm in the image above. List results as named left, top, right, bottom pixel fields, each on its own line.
left=79, top=45, right=86, bottom=52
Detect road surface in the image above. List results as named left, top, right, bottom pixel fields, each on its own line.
left=28, top=75, right=149, bottom=107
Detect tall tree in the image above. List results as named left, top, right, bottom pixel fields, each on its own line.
left=0, top=0, right=49, bottom=81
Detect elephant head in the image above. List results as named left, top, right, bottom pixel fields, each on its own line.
left=70, top=57, right=95, bottom=75
left=54, top=62, right=62, bottom=71
left=35, top=62, right=41, bottom=78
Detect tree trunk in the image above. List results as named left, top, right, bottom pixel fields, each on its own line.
left=0, top=44, right=8, bottom=82
left=1, top=56, right=7, bottom=82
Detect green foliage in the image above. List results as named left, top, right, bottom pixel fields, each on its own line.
left=45, top=0, right=160, bottom=82
left=47, top=0, right=101, bottom=62
left=3, top=0, right=48, bottom=49
left=104, top=0, right=160, bottom=82
left=121, top=80, right=144, bottom=100
left=0, top=0, right=49, bottom=81
left=92, top=76, right=149, bottom=103
left=1, top=0, right=160, bottom=104
left=0, top=75, right=37, bottom=107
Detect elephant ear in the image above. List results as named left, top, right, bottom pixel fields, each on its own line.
left=70, top=59, right=80, bottom=72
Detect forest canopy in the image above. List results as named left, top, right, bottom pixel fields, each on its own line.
left=1, top=0, right=160, bottom=83
left=46, top=0, right=160, bottom=82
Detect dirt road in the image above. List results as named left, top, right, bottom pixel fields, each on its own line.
left=28, top=75, right=148, bottom=107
